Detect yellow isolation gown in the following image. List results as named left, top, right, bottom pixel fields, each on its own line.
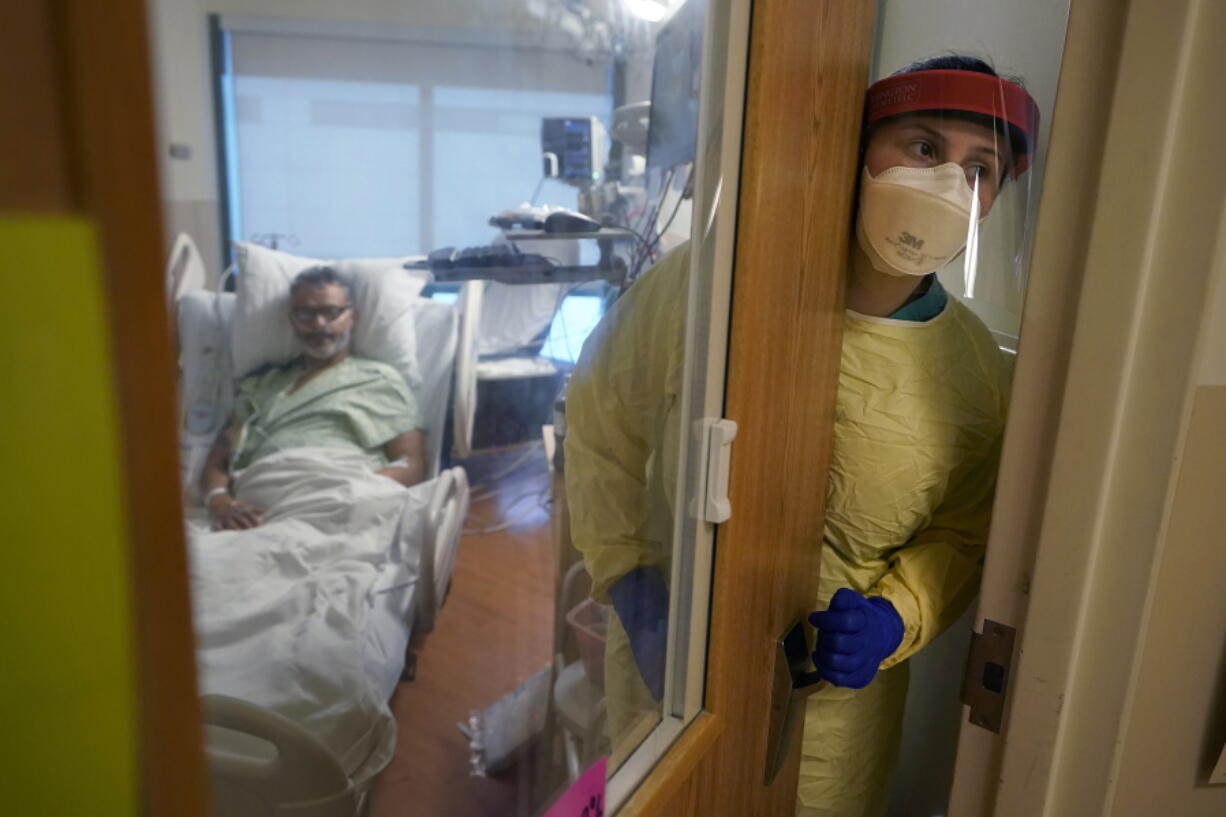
left=565, top=244, right=1010, bottom=808
left=797, top=299, right=1010, bottom=817
left=564, top=245, right=688, bottom=756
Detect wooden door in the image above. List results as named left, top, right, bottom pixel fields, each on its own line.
left=619, top=1, right=877, bottom=814
left=4, top=0, right=878, bottom=814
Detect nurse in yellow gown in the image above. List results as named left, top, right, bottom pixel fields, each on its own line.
left=565, top=239, right=688, bottom=753
left=565, top=54, right=1040, bottom=814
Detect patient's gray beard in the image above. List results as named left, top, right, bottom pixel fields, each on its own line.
left=302, top=329, right=352, bottom=360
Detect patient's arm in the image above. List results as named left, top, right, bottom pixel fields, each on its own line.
left=201, top=415, right=264, bottom=530
left=378, top=430, right=426, bottom=487
left=200, top=415, right=240, bottom=498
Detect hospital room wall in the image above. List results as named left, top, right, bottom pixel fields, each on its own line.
left=147, top=0, right=221, bottom=274
left=1102, top=223, right=1226, bottom=817
left=146, top=0, right=615, bottom=275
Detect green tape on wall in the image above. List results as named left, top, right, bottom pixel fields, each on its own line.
left=0, top=218, right=138, bottom=816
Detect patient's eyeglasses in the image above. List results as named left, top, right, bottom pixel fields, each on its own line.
left=290, top=305, right=350, bottom=324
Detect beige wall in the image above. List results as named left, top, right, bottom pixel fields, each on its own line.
left=1198, top=235, right=1226, bottom=387
left=148, top=0, right=216, bottom=203
left=959, top=0, right=1226, bottom=810
left=1108, top=385, right=1226, bottom=815
left=147, top=0, right=220, bottom=267
left=1106, top=213, right=1226, bottom=815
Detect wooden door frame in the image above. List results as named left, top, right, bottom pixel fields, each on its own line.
left=9, top=0, right=877, bottom=814
left=622, top=1, right=877, bottom=814
left=2, top=2, right=209, bottom=816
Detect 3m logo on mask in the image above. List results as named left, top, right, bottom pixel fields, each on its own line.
left=856, top=163, right=975, bottom=277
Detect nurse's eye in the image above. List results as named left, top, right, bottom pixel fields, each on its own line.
left=967, top=164, right=998, bottom=187
left=909, top=140, right=936, bottom=160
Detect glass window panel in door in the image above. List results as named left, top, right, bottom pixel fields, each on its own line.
left=150, top=1, right=745, bottom=814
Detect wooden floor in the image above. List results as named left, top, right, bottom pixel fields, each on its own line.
left=367, top=447, right=558, bottom=817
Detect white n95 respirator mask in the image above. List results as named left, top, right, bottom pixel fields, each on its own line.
left=856, top=162, right=981, bottom=279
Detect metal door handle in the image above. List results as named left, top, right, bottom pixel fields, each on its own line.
left=764, top=619, right=827, bottom=785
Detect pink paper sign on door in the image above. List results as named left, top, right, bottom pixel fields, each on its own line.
left=543, top=756, right=607, bottom=817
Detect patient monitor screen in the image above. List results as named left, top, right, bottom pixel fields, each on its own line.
left=646, top=0, right=706, bottom=174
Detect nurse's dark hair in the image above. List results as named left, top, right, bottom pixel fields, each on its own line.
left=290, top=265, right=353, bottom=301
left=871, top=53, right=1031, bottom=176
left=892, top=54, right=1016, bottom=81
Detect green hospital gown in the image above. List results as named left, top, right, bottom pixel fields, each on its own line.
left=232, top=356, right=421, bottom=471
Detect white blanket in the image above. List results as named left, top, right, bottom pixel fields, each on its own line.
left=188, top=447, right=432, bottom=786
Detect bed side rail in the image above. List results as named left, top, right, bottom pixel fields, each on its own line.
left=416, top=466, right=469, bottom=633
left=201, top=694, right=358, bottom=817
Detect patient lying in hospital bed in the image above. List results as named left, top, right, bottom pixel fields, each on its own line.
left=200, top=266, right=425, bottom=529
left=178, top=250, right=467, bottom=809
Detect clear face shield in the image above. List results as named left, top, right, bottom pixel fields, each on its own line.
left=856, top=70, right=1041, bottom=333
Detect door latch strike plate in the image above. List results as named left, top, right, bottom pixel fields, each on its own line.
left=960, top=619, right=1016, bottom=733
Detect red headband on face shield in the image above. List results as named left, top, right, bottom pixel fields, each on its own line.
left=865, top=69, right=1041, bottom=177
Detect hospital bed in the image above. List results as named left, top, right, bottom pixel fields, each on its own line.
left=173, top=240, right=470, bottom=816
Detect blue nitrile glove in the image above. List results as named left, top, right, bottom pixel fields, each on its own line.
left=809, top=587, right=905, bottom=689
left=608, top=566, right=669, bottom=702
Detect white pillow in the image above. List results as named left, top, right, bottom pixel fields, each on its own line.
left=229, top=242, right=430, bottom=390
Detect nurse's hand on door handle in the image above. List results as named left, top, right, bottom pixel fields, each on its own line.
left=809, top=588, right=904, bottom=689
left=609, top=566, right=669, bottom=701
